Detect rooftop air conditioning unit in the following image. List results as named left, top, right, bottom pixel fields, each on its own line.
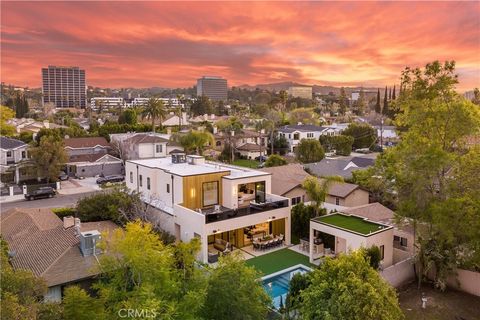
left=79, top=230, right=101, bottom=257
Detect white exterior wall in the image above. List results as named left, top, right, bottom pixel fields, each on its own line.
left=0, top=146, right=28, bottom=165
left=280, top=129, right=336, bottom=152
left=366, top=228, right=394, bottom=267
left=137, top=143, right=167, bottom=159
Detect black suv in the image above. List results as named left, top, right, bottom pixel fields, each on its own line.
left=96, top=175, right=124, bottom=185
left=25, top=187, right=56, bottom=201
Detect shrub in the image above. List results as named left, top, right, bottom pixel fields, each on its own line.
left=265, top=154, right=287, bottom=167
left=52, top=208, right=76, bottom=219
left=319, top=135, right=354, bottom=156
left=295, top=139, right=325, bottom=164
left=364, top=245, right=382, bottom=269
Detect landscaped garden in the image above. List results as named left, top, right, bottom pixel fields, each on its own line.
left=246, top=248, right=315, bottom=275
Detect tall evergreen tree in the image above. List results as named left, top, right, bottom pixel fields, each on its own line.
left=388, top=87, right=392, bottom=100
left=383, top=86, right=389, bottom=116
left=375, top=88, right=381, bottom=113
left=338, top=87, right=348, bottom=115
left=392, top=85, right=396, bottom=100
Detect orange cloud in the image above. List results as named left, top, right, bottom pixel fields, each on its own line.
left=1, top=1, right=479, bottom=91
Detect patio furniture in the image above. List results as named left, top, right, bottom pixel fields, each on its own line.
left=213, top=239, right=229, bottom=252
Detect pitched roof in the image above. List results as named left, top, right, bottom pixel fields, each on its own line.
left=0, top=208, right=117, bottom=287
left=68, top=153, right=122, bottom=163
left=326, top=182, right=361, bottom=198
left=64, top=137, right=110, bottom=149
left=236, top=143, right=265, bottom=152
left=341, top=203, right=394, bottom=225
left=278, top=124, right=327, bottom=133
left=0, top=137, right=26, bottom=150
left=124, top=133, right=169, bottom=145
left=259, top=163, right=310, bottom=195
left=304, top=156, right=375, bottom=179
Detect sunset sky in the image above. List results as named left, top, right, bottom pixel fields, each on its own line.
left=1, top=1, right=479, bottom=91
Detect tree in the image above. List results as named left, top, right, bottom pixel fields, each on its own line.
left=279, top=90, right=288, bottom=111
left=301, top=251, right=404, bottom=320
left=201, top=254, right=271, bottom=320
left=383, top=86, right=389, bottom=116
left=286, top=272, right=311, bottom=312
left=291, top=203, right=317, bottom=240
left=289, top=107, right=320, bottom=125
left=375, top=88, right=381, bottom=113
left=295, top=139, right=324, bottom=164
left=472, top=87, right=480, bottom=105
left=141, top=97, right=167, bottom=132
left=118, top=109, right=137, bottom=125
left=30, top=135, right=68, bottom=182
left=1, top=238, right=48, bottom=320
left=264, top=154, right=287, bottom=167
left=63, top=286, right=105, bottom=320
left=355, top=88, right=366, bottom=115
left=374, top=61, right=480, bottom=288
left=342, top=123, right=377, bottom=149
left=302, top=176, right=343, bottom=215
left=392, top=85, right=396, bottom=100
left=364, top=245, right=382, bottom=269
left=255, top=119, right=276, bottom=155
left=338, top=87, right=348, bottom=115
left=94, top=221, right=205, bottom=319
left=172, top=130, right=214, bottom=155
left=1, top=105, right=16, bottom=136
left=319, top=135, right=354, bottom=156
left=191, top=95, right=213, bottom=116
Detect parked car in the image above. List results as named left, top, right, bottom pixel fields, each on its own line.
left=96, top=175, right=125, bottom=185
left=25, top=187, right=56, bottom=201
left=58, top=171, right=69, bottom=181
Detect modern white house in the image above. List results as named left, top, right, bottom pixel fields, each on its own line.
left=125, top=153, right=292, bottom=263
left=309, top=213, right=394, bottom=268
left=278, top=124, right=337, bottom=152
left=90, top=97, right=126, bottom=109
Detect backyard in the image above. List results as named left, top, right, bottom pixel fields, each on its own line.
left=245, top=248, right=315, bottom=276
left=232, top=159, right=260, bottom=169
left=398, top=282, right=480, bottom=320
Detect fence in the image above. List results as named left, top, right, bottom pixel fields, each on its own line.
left=428, top=268, right=480, bottom=297
left=380, top=257, right=415, bottom=288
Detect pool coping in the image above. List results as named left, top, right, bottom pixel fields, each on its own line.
left=261, top=264, right=313, bottom=281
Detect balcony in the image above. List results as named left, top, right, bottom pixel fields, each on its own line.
left=201, top=194, right=289, bottom=224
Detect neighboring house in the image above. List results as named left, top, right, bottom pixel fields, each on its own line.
left=278, top=124, right=337, bottom=152
left=7, top=118, right=68, bottom=134
left=189, top=114, right=230, bottom=124
left=0, top=208, right=118, bottom=302
left=0, top=137, right=31, bottom=184
left=304, top=155, right=376, bottom=179
left=64, top=137, right=123, bottom=177
left=161, top=112, right=189, bottom=127
left=109, top=132, right=183, bottom=161
left=259, top=163, right=369, bottom=207
left=214, top=129, right=268, bottom=159
left=326, top=183, right=369, bottom=207
left=342, top=202, right=415, bottom=263
left=374, top=125, right=399, bottom=146
left=309, top=212, right=394, bottom=268
left=125, top=153, right=292, bottom=263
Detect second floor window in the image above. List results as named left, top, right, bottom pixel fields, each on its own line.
left=293, top=133, right=299, bottom=140
left=167, top=183, right=170, bottom=193
left=203, top=181, right=218, bottom=207
left=6, top=151, right=12, bottom=157
left=291, top=196, right=302, bottom=205
left=21, top=151, right=26, bottom=158
left=335, top=197, right=340, bottom=205
left=130, top=172, right=133, bottom=183
left=139, top=175, right=143, bottom=187
left=147, top=177, right=150, bottom=190
left=156, top=144, right=162, bottom=153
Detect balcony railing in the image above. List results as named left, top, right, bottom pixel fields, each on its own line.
left=202, top=197, right=289, bottom=224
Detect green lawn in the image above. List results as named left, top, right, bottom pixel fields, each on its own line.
left=232, top=159, right=260, bottom=169
left=245, top=248, right=315, bottom=276
left=313, top=213, right=387, bottom=235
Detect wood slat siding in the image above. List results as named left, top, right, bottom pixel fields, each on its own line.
left=182, top=172, right=229, bottom=210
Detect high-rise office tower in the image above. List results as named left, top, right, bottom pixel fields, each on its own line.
left=42, top=66, right=86, bottom=108
left=196, top=76, right=228, bottom=101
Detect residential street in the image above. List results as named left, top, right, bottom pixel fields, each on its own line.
left=0, top=190, right=100, bottom=211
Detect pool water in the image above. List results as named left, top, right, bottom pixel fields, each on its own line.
left=262, top=265, right=312, bottom=309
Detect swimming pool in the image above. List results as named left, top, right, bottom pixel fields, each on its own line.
left=262, top=264, right=312, bottom=309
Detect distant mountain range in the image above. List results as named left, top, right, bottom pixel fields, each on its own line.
left=236, top=81, right=380, bottom=95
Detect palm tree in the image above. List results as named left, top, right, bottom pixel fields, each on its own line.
left=172, top=130, right=215, bottom=155
left=142, top=97, right=167, bottom=132
left=302, top=175, right=344, bottom=215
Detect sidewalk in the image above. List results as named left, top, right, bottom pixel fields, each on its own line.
left=0, top=194, right=25, bottom=204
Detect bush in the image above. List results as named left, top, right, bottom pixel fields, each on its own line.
left=319, top=135, right=354, bottom=156
left=265, top=154, right=287, bottom=167
left=75, top=187, right=142, bottom=225
left=295, top=139, right=325, bottom=163
left=364, top=245, right=382, bottom=269
left=52, top=208, right=76, bottom=219
left=342, top=123, right=377, bottom=149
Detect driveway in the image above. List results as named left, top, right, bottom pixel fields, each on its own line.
left=58, top=177, right=101, bottom=195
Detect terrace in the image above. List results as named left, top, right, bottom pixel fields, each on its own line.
left=312, top=213, right=389, bottom=236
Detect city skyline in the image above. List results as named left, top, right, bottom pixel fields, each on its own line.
left=1, top=2, right=479, bottom=91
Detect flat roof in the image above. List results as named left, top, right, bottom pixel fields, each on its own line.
left=127, top=157, right=269, bottom=179
left=312, top=213, right=391, bottom=236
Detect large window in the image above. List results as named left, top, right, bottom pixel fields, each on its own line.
left=255, top=181, right=266, bottom=203
left=156, top=144, right=162, bottom=153
left=203, top=181, right=219, bottom=207
left=130, top=172, right=133, bottom=183
left=139, top=175, right=143, bottom=187
left=380, top=245, right=385, bottom=260
left=147, top=177, right=151, bottom=190
left=293, top=133, right=299, bottom=140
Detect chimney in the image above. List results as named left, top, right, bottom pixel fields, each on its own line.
left=74, top=218, right=81, bottom=235
left=213, top=126, right=218, bottom=134
left=63, top=216, right=75, bottom=229
left=260, top=129, right=265, bottom=134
